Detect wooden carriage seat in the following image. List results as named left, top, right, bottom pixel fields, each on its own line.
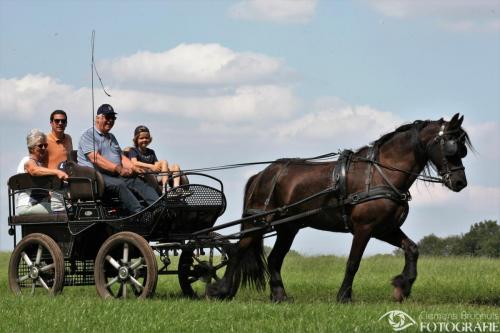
left=8, top=174, right=68, bottom=224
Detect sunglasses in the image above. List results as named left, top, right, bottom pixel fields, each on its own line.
left=36, top=143, right=48, bottom=149
left=53, top=119, right=67, bottom=124
left=104, top=115, right=116, bottom=121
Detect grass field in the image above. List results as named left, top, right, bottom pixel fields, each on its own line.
left=0, top=251, right=498, bottom=333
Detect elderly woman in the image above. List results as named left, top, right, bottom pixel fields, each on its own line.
left=16, top=129, right=68, bottom=215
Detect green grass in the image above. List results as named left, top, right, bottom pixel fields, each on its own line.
left=0, top=252, right=499, bottom=333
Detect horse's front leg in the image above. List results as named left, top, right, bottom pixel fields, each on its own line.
left=337, top=223, right=373, bottom=303
left=268, top=227, right=298, bottom=302
left=375, top=228, right=419, bottom=302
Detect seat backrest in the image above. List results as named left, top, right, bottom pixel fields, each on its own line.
left=67, top=149, right=78, bottom=162
left=8, top=173, right=63, bottom=191
left=64, top=161, right=105, bottom=201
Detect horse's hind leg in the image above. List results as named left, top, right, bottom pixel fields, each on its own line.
left=337, top=224, right=373, bottom=303
left=374, top=228, right=419, bottom=302
left=268, top=226, right=298, bottom=302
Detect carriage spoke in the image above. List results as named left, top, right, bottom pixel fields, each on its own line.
left=213, top=262, right=227, bottom=270
left=129, top=258, right=144, bottom=270
left=193, top=256, right=202, bottom=264
left=105, top=276, right=119, bottom=288
left=21, top=252, right=33, bottom=267
left=122, top=283, right=127, bottom=299
left=129, top=276, right=144, bottom=292
left=209, top=248, right=214, bottom=266
left=31, top=282, right=36, bottom=295
left=122, top=243, right=129, bottom=264
left=105, top=255, right=121, bottom=270
left=35, top=245, right=43, bottom=265
left=188, top=277, right=199, bottom=284
left=39, top=263, right=55, bottom=272
left=38, top=277, right=50, bottom=291
left=18, top=274, right=30, bottom=283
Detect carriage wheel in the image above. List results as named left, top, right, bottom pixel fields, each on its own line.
left=94, top=232, right=157, bottom=299
left=8, top=233, right=65, bottom=296
left=178, top=242, right=229, bottom=298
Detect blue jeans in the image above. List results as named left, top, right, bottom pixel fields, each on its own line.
left=101, top=174, right=159, bottom=214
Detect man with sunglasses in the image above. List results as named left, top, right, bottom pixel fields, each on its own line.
left=77, top=104, right=159, bottom=215
left=46, top=110, right=73, bottom=169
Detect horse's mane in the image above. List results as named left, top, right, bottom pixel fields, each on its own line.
left=371, top=120, right=431, bottom=147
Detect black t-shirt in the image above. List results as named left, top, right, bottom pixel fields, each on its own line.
left=129, top=147, right=158, bottom=164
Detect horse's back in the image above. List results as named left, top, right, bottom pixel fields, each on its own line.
left=243, top=159, right=335, bottom=214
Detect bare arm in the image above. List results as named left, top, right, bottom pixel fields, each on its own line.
left=25, top=159, right=68, bottom=180
left=130, top=157, right=161, bottom=172
left=85, top=151, right=134, bottom=177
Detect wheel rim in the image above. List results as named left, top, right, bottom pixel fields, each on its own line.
left=103, top=242, right=148, bottom=298
left=9, top=234, right=64, bottom=296
left=95, top=232, right=157, bottom=299
left=178, top=245, right=228, bottom=298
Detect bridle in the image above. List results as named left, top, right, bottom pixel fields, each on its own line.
left=424, top=123, right=466, bottom=187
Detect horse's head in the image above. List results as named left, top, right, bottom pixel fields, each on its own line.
left=424, top=113, right=471, bottom=192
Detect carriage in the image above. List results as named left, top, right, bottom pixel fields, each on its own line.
left=6, top=159, right=233, bottom=299
left=7, top=114, right=471, bottom=302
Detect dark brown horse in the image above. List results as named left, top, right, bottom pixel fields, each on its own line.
left=207, top=114, right=472, bottom=302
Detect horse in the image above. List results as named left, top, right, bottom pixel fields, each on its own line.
left=207, top=113, right=472, bottom=303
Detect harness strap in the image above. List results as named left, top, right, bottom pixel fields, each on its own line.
left=263, top=160, right=291, bottom=210
left=344, top=185, right=410, bottom=205
left=331, top=150, right=353, bottom=230
left=364, top=145, right=376, bottom=192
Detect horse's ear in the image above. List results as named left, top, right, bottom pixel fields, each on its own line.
left=458, top=115, right=464, bottom=127
left=448, top=113, right=460, bottom=129
left=450, top=113, right=459, bottom=123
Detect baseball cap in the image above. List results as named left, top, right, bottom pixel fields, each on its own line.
left=134, top=125, right=150, bottom=136
left=97, top=104, right=117, bottom=116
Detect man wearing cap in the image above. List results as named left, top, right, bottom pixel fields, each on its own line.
left=77, top=103, right=159, bottom=214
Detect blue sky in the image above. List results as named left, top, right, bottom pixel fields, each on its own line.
left=1, top=0, right=499, bottom=254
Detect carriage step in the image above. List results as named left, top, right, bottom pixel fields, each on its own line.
left=152, top=242, right=183, bottom=248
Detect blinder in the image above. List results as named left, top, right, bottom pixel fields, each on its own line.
left=443, top=139, right=466, bottom=158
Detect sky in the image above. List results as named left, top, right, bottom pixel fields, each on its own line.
left=0, top=0, right=499, bottom=255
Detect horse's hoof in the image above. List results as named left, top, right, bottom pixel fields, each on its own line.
left=393, top=287, right=404, bottom=302
left=336, top=295, right=353, bottom=303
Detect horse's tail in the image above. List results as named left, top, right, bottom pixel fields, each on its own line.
left=230, top=173, right=269, bottom=293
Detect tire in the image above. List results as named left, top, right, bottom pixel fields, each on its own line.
left=8, top=233, right=65, bottom=296
left=94, top=232, right=157, bottom=299
left=178, top=242, right=229, bottom=298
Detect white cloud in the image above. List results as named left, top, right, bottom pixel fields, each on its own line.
left=101, top=43, right=291, bottom=87
left=108, top=84, right=299, bottom=123
left=0, top=74, right=91, bottom=120
left=411, top=184, right=500, bottom=215
left=465, top=121, right=500, bottom=160
left=272, top=97, right=402, bottom=144
left=228, top=0, right=317, bottom=24
left=0, top=74, right=89, bottom=121
left=366, top=0, right=500, bottom=32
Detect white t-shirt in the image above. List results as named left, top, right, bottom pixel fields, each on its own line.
left=15, top=157, right=64, bottom=211
left=16, top=156, right=32, bottom=208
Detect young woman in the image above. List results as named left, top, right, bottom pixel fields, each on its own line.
left=128, top=125, right=182, bottom=192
